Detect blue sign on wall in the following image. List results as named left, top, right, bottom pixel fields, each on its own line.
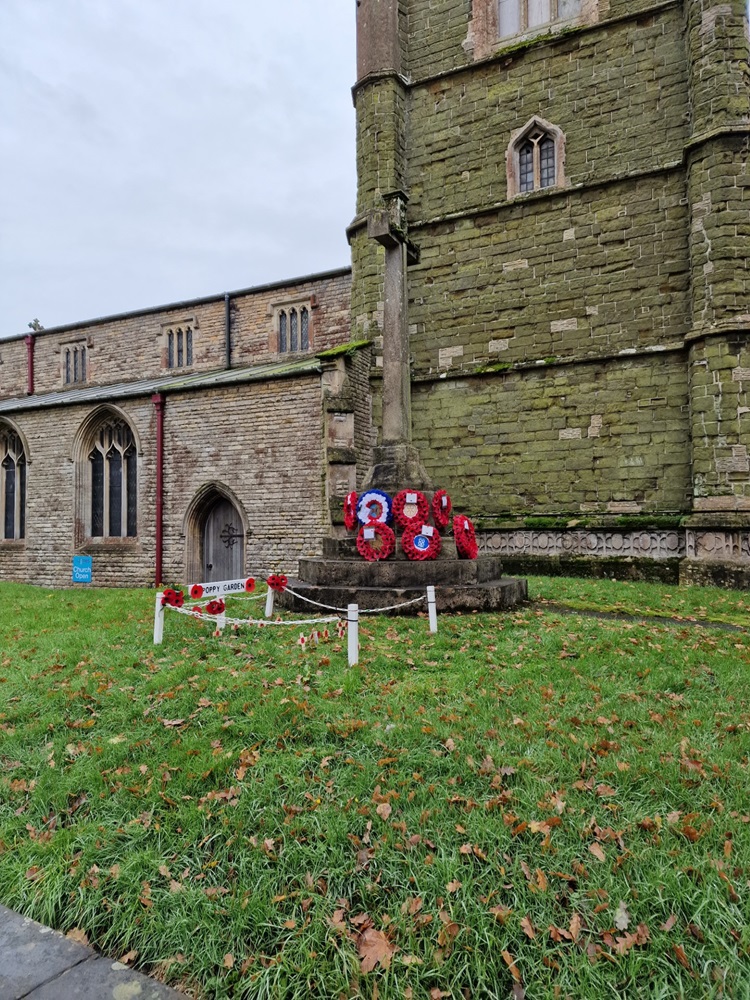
left=72, top=556, right=93, bottom=584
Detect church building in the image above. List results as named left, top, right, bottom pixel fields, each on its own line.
left=1, top=0, right=749, bottom=588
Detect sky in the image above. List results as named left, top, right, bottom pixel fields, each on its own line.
left=0, top=0, right=357, bottom=339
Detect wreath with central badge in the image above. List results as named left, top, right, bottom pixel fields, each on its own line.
left=343, top=491, right=359, bottom=531
left=356, top=521, right=396, bottom=561
left=392, top=489, right=429, bottom=530
left=401, top=523, right=442, bottom=561
left=356, top=489, right=393, bottom=526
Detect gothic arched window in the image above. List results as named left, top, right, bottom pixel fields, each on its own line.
left=507, top=118, right=565, bottom=199
left=276, top=303, right=312, bottom=354
left=0, top=427, right=26, bottom=541
left=88, top=418, right=137, bottom=537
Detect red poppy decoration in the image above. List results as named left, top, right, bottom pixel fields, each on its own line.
left=356, top=521, right=396, bottom=561
left=401, top=524, right=442, bottom=561
left=432, top=489, right=453, bottom=531
left=244, top=578, right=256, bottom=593
left=392, top=489, right=430, bottom=530
left=189, top=583, right=204, bottom=600
left=267, top=574, right=288, bottom=593
left=205, top=599, right=226, bottom=616
left=192, top=605, right=203, bottom=615
left=454, top=515, right=478, bottom=560
left=343, top=491, right=358, bottom=532
left=161, top=589, right=185, bottom=608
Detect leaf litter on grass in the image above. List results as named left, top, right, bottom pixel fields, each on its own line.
left=0, top=579, right=749, bottom=998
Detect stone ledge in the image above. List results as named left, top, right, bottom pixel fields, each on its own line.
left=297, top=553, right=504, bottom=588
left=279, top=578, right=528, bottom=615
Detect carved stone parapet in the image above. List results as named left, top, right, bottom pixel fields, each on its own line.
left=479, top=528, right=687, bottom=561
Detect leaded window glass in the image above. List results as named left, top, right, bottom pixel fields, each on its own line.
left=519, top=142, right=534, bottom=192
left=277, top=305, right=312, bottom=353
left=514, top=126, right=558, bottom=194
left=497, top=0, right=581, bottom=38
left=89, top=419, right=137, bottom=538
left=64, top=344, right=87, bottom=386
left=540, top=137, right=556, bottom=188
left=300, top=307, right=309, bottom=350
left=166, top=326, right=193, bottom=369
left=0, top=428, right=26, bottom=541
left=290, top=309, right=298, bottom=352
left=279, top=311, right=288, bottom=352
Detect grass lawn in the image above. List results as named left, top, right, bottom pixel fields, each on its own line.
left=0, top=576, right=749, bottom=999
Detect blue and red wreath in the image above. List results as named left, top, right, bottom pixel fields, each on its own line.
left=454, top=515, right=478, bottom=560
left=356, top=521, right=396, bottom=561
left=356, top=489, right=393, bottom=526
left=392, top=489, right=430, bottom=530
left=401, top=524, right=442, bottom=561
left=432, top=489, right=453, bottom=531
left=344, top=491, right=359, bottom=531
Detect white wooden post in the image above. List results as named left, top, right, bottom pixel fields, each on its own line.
left=154, top=592, right=165, bottom=645
left=217, top=610, right=227, bottom=633
left=347, top=603, right=359, bottom=667
left=426, top=586, right=438, bottom=634
left=265, top=589, right=275, bottom=618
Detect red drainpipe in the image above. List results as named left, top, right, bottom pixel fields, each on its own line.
left=25, top=335, right=35, bottom=395
left=152, top=393, right=166, bottom=586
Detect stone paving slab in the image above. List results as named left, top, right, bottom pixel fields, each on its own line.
left=0, top=906, right=184, bottom=999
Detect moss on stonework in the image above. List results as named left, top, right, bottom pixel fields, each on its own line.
left=316, top=340, right=372, bottom=361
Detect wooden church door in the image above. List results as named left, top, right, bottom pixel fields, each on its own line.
left=202, top=498, right=244, bottom=582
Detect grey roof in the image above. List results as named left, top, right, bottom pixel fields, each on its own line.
left=0, top=356, right=321, bottom=414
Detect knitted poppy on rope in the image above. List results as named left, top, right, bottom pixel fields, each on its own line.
left=356, top=521, right=396, bottom=561
left=267, top=574, right=288, bottom=593
left=453, top=515, right=478, bottom=560
left=161, top=589, right=185, bottom=608
left=244, top=577, right=256, bottom=593
left=356, top=489, right=393, bottom=526
left=205, top=599, right=226, bottom=616
left=431, top=489, right=453, bottom=531
left=343, top=491, right=359, bottom=531
left=189, top=583, right=204, bottom=600
left=401, top=524, right=442, bottom=561
left=392, top=489, right=430, bottom=530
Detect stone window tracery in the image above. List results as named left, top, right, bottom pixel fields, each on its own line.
left=507, top=117, right=565, bottom=198
left=276, top=304, right=311, bottom=354
left=88, top=418, right=137, bottom=538
left=0, top=426, right=26, bottom=541
left=63, top=343, right=87, bottom=386
left=166, top=326, right=193, bottom=369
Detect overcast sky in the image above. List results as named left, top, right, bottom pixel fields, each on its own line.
left=0, top=0, right=357, bottom=339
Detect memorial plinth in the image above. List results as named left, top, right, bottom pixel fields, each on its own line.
left=279, top=534, right=528, bottom=616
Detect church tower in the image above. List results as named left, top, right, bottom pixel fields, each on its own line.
left=350, top=0, right=750, bottom=584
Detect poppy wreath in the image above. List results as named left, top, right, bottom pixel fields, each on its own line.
left=356, top=521, right=396, bottom=562
left=244, top=578, right=256, bottom=593
left=356, top=489, right=393, bottom=526
left=392, top=489, right=430, bottom=530
left=454, top=515, right=478, bottom=560
left=401, top=524, right=442, bottom=561
left=431, top=489, right=453, bottom=531
left=267, top=574, right=288, bottom=593
left=161, top=589, right=185, bottom=608
left=343, top=491, right=359, bottom=531
left=189, top=583, right=204, bottom=600
left=205, top=599, right=226, bottom=615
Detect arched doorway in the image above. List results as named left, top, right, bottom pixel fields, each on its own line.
left=201, top=496, right=245, bottom=582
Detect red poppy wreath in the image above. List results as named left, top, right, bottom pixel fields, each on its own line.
left=267, top=574, right=288, bottom=593
left=356, top=521, right=396, bottom=561
left=343, top=491, right=359, bottom=532
left=454, top=515, right=478, bottom=560
left=431, top=489, right=453, bottom=531
left=401, top=524, right=442, bottom=561
left=392, top=489, right=430, bottom=530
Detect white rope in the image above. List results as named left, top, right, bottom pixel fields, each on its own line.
left=164, top=604, right=340, bottom=628
left=283, top=586, right=426, bottom=615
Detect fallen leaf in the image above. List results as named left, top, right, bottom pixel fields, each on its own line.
left=660, top=914, right=677, bottom=932
left=520, top=915, right=536, bottom=940
left=569, top=913, right=582, bottom=941
left=672, top=944, right=692, bottom=970
left=446, top=879, right=462, bottom=894
left=358, top=927, right=396, bottom=973
left=223, top=953, right=235, bottom=969
left=614, top=901, right=630, bottom=931
left=588, top=843, right=606, bottom=862
left=376, top=801, right=392, bottom=822
left=119, top=949, right=138, bottom=964
left=66, top=928, right=89, bottom=946
left=501, top=949, right=521, bottom=983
